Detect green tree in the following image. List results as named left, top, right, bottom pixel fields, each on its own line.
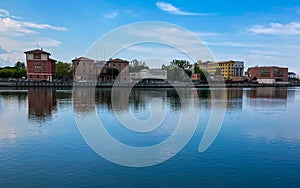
left=14, top=61, right=26, bottom=70
left=194, top=63, right=208, bottom=81
left=170, top=59, right=192, bottom=77
left=129, top=59, right=149, bottom=72
left=56, top=61, right=72, bottom=80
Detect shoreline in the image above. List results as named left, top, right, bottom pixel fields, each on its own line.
left=0, top=81, right=300, bottom=89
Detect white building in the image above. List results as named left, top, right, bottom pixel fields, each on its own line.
left=130, top=69, right=167, bottom=83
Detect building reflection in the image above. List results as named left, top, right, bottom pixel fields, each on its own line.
left=248, top=87, right=288, bottom=99
left=197, top=88, right=243, bottom=110
left=226, top=88, right=243, bottom=110
left=73, top=87, right=197, bottom=113
left=28, top=88, right=57, bottom=120
left=246, top=87, right=290, bottom=108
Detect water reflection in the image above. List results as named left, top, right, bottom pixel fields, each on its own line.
left=0, top=87, right=296, bottom=123
left=28, top=88, right=57, bottom=121
left=248, top=87, right=287, bottom=99
left=246, top=87, right=290, bottom=109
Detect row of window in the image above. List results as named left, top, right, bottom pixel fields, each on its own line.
left=29, top=75, right=48, bottom=79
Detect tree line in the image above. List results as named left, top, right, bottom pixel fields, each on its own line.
left=0, top=59, right=208, bottom=81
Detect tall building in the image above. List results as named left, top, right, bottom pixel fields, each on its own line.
left=196, top=60, right=219, bottom=75
left=72, top=57, right=95, bottom=81
left=246, top=66, right=288, bottom=83
left=196, top=60, right=244, bottom=80
left=218, top=60, right=244, bottom=79
left=24, top=49, right=56, bottom=81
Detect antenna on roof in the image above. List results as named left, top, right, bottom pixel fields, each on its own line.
left=36, top=42, right=39, bottom=49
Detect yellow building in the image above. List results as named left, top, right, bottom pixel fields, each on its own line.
left=218, top=61, right=235, bottom=79
left=196, top=60, right=244, bottom=80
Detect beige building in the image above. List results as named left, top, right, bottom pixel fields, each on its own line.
left=72, top=57, right=129, bottom=83
left=72, top=57, right=96, bottom=81
left=196, top=60, right=244, bottom=80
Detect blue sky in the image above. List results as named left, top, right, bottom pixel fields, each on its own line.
left=1, top=0, right=300, bottom=73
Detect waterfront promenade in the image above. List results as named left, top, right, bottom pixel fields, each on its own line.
left=0, top=81, right=299, bottom=88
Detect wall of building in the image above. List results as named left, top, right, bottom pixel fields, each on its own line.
left=247, top=66, right=288, bottom=83
left=25, top=49, right=56, bottom=81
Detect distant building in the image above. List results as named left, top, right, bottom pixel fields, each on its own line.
left=191, top=73, right=200, bottom=81
left=196, top=61, right=219, bottom=75
left=72, top=57, right=129, bottom=83
left=130, top=69, right=167, bottom=83
left=246, top=66, right=288, bottom=84
left=72, top=57, right=95, bottom=81
left=218, top=60, right=244, bottom=79
left=196, top=60, right=244, bottom=80
left=24, top=49, right=56, bottom=81
left=106, top=58, right=129, bottom=83
left=288, top=72, right=297, bottom=79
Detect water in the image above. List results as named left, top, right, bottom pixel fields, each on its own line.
left=0, top=87, right=300, bottom=187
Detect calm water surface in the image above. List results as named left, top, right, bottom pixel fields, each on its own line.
left=0, top=87, right=300, bottom=187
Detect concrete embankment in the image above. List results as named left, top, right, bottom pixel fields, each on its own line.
left=0, top=81, right=299, bottom=88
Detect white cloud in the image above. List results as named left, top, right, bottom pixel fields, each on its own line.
left=103, top=11, right=118, bottom=19
left=0, top=18, right=35, bottom=34
left=22, top=21, right=67, bottom=31
left=0, top=36, right=62, bottom=64
left=0, top=9, right=9, bottom=17
left=0, top=8, right=66, bottom=65
left=205, top=41, right=264, bottom=48
left=0, top=8, right=20, bottom=19
left=0, top=18, right=67, bottom=34
left=156, top=1, right=212, bottom=16
left=250, top=22, right=300, bottom=35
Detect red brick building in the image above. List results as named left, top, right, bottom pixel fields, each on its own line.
left=24, top=49, right=56, bottom=81
left=246, top=66, right=288, bottom=83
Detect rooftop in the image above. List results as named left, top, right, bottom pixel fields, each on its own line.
left=72, top=57, right=95, bottom=62
left=107, top=58, right=129, bottom=63
left=24, top=48, right=51, bottom=55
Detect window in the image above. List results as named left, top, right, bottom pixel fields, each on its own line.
left=34, top=54, right=41, bottom=59
left=29, top=75, right=32, bottom=78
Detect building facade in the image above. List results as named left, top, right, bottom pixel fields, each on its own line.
left=218, top=60, right=244, bottom=79
left=130, top=69, right=167, bottom=83
left=196, top=60, right=244, bottom=80
left=72, top=57, right=129, bottom=83
left=196, top=61, right=219, bottom=75
left=72, top=57, right=96, bottom=81
left=106, top=58, right=129, bottom=83
left=25, top=49, right=56, bottom=81
left=246, top=66, right=288, bottom=83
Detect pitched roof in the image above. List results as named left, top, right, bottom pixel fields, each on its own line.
left=107, top=58, right=129, bottom=63
left=24, top=49, right=51, bottom=55
left=72, top=57, right=95, bottom=62
left=49, top=58, right=57, bottom=62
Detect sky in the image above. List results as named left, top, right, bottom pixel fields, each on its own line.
left=1, top=0, right=300, bottom=73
